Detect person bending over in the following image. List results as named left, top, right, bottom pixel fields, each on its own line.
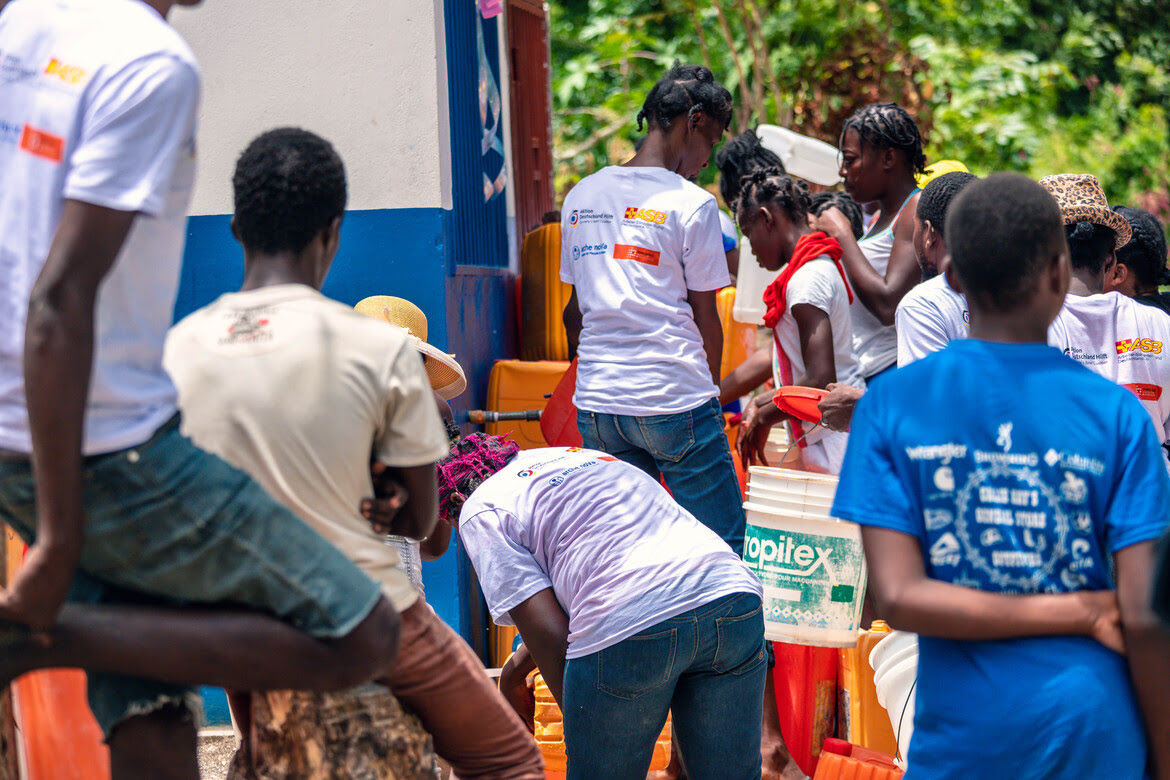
left=560, top=63, right=746, bottom=553
left=813, top=103, right=926, bottom=384
left=440, top=435, right=767, bottom=780
left=726, top=170, right=863, bottom=474
left=165, top=128, right=544, bottom=779
left=833, top=173, right=1170, bottom=779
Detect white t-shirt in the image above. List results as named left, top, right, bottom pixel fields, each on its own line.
left=895, top=275, right=969, bottom=367
left=560, top=166, right=730, bottom=416
left=1047, top=292, right=1170, bottom=469
left=0, top=0, right=200, bottom=454
left=458, top=447, right=762, bottom=659
left=850, top=227, right=900, bottom=378
left=164, top=285, right=452, bottom=611
left=770, top=257, right=864, bottom=465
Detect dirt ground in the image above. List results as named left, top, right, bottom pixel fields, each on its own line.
left=198, top=728, right=237, bottom=780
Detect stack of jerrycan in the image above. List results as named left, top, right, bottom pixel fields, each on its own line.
left=741, top=466, right=870, bottom=777
left=838, top=621, right=899, bottom=757
left=532, top=672, right=670, bottom=779
left=813, top=738, right=903, bottom=780
left=520, top=222, right=571, bottom=362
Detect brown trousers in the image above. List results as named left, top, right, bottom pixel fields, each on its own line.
left=384, top=599, right=545, bottom=780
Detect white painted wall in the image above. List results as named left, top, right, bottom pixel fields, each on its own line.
left=172, top=0, right=452, bottom=216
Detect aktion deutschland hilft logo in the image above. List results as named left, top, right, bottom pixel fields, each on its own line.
left=1116, top=338, right=1163, bottom=355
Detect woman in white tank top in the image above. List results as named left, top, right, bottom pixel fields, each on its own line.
left=813, top=103, right=927, bottom=380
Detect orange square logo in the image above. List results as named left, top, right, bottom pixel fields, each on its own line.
left=19, top=125, right=64, bottom=162
left=613, top=244, right=661, bottom=266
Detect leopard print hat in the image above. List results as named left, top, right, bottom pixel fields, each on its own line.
left=1038, top=174, right=1132, bottom=249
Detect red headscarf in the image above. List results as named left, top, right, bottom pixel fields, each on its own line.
left=761, top=231, right=852, bottom=329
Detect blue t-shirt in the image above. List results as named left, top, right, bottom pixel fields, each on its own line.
left=833, top=339, right=1170, bottom=779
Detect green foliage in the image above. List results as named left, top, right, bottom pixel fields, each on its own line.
left=549, top=0, right=1170, bottom=228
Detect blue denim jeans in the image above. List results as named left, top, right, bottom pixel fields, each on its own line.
left=578, top=398, right=746, bottom=554
left=562, top=593, right=766, bottom=780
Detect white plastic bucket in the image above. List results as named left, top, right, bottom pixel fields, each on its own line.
left=742, top=499, right=867, bottom=648
left=869, top=631, right=918, bottom=766
left=748, top=466, right=839, bottom=501
left=746, top=487, right=834, bottom=517
left=755, top=125, right=843, bottom=186
left=731, top=237, right=777, bottom=326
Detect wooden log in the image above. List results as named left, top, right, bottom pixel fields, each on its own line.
left=226, top=685, right=437, bottom=780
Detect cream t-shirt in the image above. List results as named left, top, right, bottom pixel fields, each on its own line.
left=164, top=284, right=451, bottom=610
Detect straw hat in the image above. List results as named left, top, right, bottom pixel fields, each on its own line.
left=354, top=296, right=467, bottom=400
left=1038, top=174, right=1132, bottom=250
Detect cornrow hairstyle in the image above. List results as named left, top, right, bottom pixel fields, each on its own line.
left=916, top=171, right=978, bottom=239
left=435, top=433, right=520, bottom=526
left=233, top=127, right=347, bottom=254
left=735, top=167, right=811, bottom=228
left=715, top=129, right=786, bottom=208
left=636, top=62, right=733, bottom=135
left=946, top=173, right=1065, bottom=312
left=1114, top=206, right=1170, bottom=288
left=840, top=102, right=928, bottom=176
left=1065, top=221, right=1117, bottom=275
left=810, top=191, right=864, bottom=240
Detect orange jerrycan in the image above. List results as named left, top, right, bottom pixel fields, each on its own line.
left=773, top=641, right=838, bottom=778
left=532, top=672, right=670, bottom=779
left=485, top=360, right=570, bottom=449
left=5, top=529, right=111, bottom=780
left=838, top=621, right=899, bottom=756
left=519, top=223, right=571, bottom=361
left=717, top=287, right=756, bottom=381
left=813, top=738, right=902, bottom=780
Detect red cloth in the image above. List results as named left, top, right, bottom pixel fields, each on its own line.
left=761, top=232, right=852, bottom=330
left=762, top=231, right=852, bottom=446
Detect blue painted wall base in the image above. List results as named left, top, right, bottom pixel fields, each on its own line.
left=173, top=207, right=513, bottom=653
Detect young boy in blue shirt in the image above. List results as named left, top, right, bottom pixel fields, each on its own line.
left=833, top=173, right=1170, bottom=779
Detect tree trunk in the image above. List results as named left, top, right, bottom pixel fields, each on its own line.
left=227, top=685, right=438, bottom=780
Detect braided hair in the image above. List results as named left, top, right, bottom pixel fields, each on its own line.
left=715, top=129, right=786, bottom=209
left=636, top=62, right=733, bottom=134
left=810, top=191, right=864, bottom=239
left=435, top=433, right=520, bottom=525
left=1114, top=206, right=1170, bottom=288
left=840, top=103, right=927, bottom=176
left=1066, top=222, right=1117, bottom=275
left=916, top=172, right=978, bottom=239
left=233, top=127, right=347, bottom=254
left=735, top=167, right=811, bottom=227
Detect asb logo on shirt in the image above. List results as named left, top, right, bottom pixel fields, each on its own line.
left=623, top=206, right=668, bottom=225
left=43, top=58, right=87, bottom=85
left=1115, top=338, right=1162, bottom=355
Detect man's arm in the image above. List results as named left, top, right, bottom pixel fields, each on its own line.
left=688, top=288, right=723, bottom=385
left=0, top=201, right=136, bottom=629
left=863, top=526, right=1123, bottom=650
left=563, top=287, right=582, bottom=361
left=507, top=587, right=571, bottom=708
left=719, top=349, right=770, bottom=406
left=1115, top=541, right=1170, bottom=780
left=367, top=463, right=438, bottom=543
left=817, top=383, right=864, bottom=433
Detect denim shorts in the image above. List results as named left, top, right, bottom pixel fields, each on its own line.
left=0, top=417, right=382, bottom=738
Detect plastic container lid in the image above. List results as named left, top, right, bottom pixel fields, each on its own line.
left=773, top=386, right=828, bottom=424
